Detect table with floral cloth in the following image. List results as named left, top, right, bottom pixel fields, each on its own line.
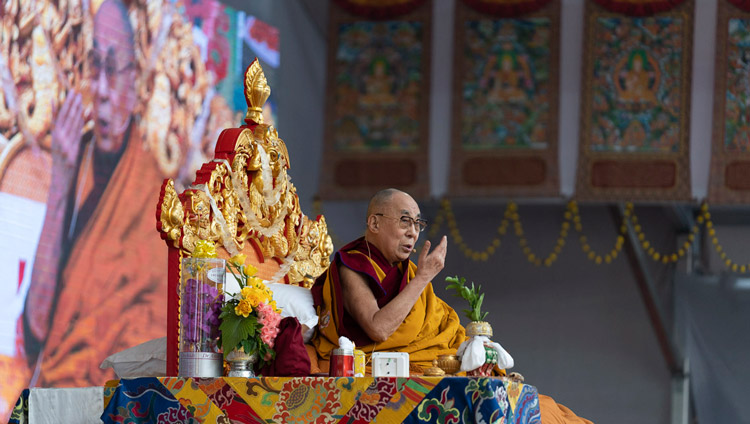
left=100, top=376, right=541, bottom=423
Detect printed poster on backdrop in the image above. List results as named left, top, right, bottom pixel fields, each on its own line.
left=318, top=0, right=432, bottom=200
left=449, top=0, right=560, bottom=198
left=575, top=0, right=693, bottom=201
left=709, top=0, right=750, bottom=204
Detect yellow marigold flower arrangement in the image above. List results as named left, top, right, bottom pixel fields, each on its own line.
left=219, top=253, right=283, bottom=368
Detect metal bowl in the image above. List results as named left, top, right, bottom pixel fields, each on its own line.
left=436, top=354, right=461, bottom=375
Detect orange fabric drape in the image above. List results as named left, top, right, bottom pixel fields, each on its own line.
left=539, top=394, right=595, bottom=424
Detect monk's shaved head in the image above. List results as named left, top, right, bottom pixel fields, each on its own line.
left=365, top=188, right=421, bottom=264
left=367, top=188, right=405, bottom=218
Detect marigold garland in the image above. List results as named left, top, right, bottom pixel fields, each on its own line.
left=314, top=199, right=748, bottom=273
left=700, top=203, right=749, bottom=273
left=508, top=201, right=570, bottom=267
left=624, top=202, right=698, bottom=265
left=441, top=198, right=508, bottom=262
left=570, top=200, right=626, bottom=265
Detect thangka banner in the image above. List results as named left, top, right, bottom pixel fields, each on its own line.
left=0, top=0, right=279, bottom=421
left=449, top=0, right=560, bottom=197
left=575, top=0, right=694, bottom=201
left=708, top=0, right=750, bottom=203
left=318, top=0, right=432, bottom=200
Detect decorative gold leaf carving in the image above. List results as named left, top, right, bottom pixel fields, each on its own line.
left=182, top=190, right=217, bottom=253
left=289, top=215, right=334, bottom=287
left=159, top=179, right=185, bottom=248
left=156, top=60, right=331, bottom=283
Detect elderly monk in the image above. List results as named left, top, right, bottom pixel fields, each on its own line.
left=311, top=189, right=593, bottom=424
left=311, top=188, right=464, bottom=373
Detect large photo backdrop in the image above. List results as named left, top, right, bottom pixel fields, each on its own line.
left=0, top=0, right=279, bottom=419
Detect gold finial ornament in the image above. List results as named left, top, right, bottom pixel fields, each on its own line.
left=423, top=360, right=446, bottom=377
left=244, top=59, right=271, bottom=124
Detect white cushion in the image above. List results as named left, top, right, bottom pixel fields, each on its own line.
left=99, top=337, right=167, bottom=378
left=268, top=283, right=318, bottom=342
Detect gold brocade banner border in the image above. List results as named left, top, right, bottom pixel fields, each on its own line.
left=318, top=1, right=432, bottom=200
left=708, top=0, right=750, bottom=204
left=575, top=0, right=694, bottom=202
left=448, top=0, right=561, bottom=198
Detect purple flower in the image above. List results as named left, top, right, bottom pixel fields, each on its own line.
left=181, top=278, right=222, bottom=351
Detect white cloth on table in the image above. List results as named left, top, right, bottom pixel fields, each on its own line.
left=29, top=386, right=103, bottom=424
left=457, top=335, right=514, bottom=372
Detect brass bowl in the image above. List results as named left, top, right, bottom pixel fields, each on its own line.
left=436, top=354, right=461, bottom=375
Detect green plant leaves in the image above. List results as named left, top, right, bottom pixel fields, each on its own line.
left=219, top=313, right=258, bottom=359
left=240, top=338, right=258, bottom=356
left=445, top=275, right=489, bottom=322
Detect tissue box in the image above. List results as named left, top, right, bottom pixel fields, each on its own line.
left=371, top=352, right=409, bottom=377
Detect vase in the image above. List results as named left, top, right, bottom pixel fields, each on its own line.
left=178, top=257, right=225, bottom=377
left=464, top=321, right=497, bottom=377
left=226, top=348, right=259, bottom=378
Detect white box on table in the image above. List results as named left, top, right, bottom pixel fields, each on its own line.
left=371, top=352, right=409, bottom=377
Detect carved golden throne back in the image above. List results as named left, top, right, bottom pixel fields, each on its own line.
left=156, top=59, right=332, bottom=375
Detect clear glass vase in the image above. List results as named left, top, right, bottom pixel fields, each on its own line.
left=178, top=257, right=225, bottom=377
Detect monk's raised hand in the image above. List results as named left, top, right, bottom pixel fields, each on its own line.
left=416, top=235, right=448, bottom=283
left=51, top=91, right=85, bottom=171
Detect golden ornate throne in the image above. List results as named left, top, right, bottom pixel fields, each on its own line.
left=155, top=59, right=333, bottom=376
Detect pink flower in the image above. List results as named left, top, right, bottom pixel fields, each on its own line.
left=261, top=326, right=279, bottom=347
left=256, top=302, right=282, bottom=347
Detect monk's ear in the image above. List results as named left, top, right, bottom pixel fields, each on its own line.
left=366, top=214, right=379, bottom=233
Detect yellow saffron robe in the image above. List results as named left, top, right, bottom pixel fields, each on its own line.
left=311, top=238, right=465, bottom=373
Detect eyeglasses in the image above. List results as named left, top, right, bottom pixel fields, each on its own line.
left=88, top=47, right=134, bottom=87
left=374, top=213, right=427, bottom=232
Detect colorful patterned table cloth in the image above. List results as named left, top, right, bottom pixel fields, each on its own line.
left=101, top=376, right=541, bottom=423
left=7, top=389, right=28, bottom=424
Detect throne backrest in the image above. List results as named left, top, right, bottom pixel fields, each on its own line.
left=155, top=59, right=333, bottom=375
